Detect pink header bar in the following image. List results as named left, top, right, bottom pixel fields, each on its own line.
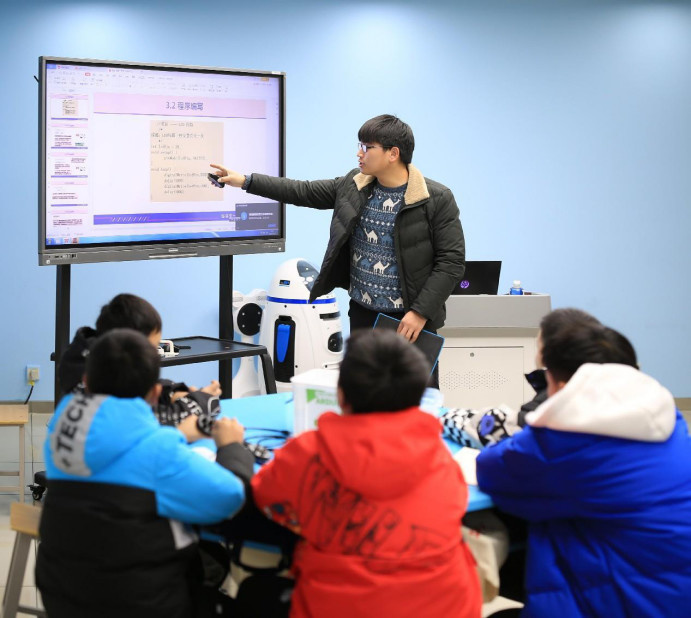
left=93, top=93, right=266, bottom=119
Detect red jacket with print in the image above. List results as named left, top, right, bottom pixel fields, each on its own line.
left=251, top=408, right=482, bottom=618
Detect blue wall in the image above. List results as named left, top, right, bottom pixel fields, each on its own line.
left=1, top=0, right=690, bottom=400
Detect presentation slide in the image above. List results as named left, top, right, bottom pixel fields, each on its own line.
left=44, top=63, right=282, bottom=247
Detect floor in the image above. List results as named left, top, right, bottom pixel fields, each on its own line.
left=0, top=410, right=48, bottom=613
left=0, top=493, right=43, bottom=613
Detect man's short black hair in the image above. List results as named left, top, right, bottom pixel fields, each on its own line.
left=86, top=329, right=160, bottom=399
left=95, top=293, right=162, bottom=337
left=338, top=329, right=430, bottom=413
left=358, top=114, right=415, bottom=165
left=541, top=316, right=638, bottom=384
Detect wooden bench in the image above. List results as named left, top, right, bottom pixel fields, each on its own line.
left=0, top=405, right=29, bottom=503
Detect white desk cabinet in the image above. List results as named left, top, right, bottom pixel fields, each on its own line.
left=438, top=295, right=551, bottom=411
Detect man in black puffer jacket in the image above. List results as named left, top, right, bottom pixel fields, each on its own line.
left=211, top=114, right=465, bottom=349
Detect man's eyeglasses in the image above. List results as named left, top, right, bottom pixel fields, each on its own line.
left=358, top=142, right=384, bottom=153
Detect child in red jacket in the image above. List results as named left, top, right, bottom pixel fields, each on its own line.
left=252, top=329, right=482, bottom=618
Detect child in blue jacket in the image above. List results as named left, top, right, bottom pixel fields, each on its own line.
left=476, top=312, right=691, bottom=617
left=37, top=328, right=251, bottom=618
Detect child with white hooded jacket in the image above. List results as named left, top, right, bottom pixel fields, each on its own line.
left=476, top=311, right=691, bottom=618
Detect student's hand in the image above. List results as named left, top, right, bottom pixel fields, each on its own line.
left=178, top=414, right=205, bottom=443
left=201, top=380, right=222, bottom=397
left=210, top=164, right=246, bottom=188
left=170, top=390, right=190, bottom=403
left=212, top=417, right=245, bottom=448
left=398, top=310, right=427, bottom=343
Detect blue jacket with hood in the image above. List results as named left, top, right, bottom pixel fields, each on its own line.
left=36, top=392, right=248, bottom=618
left=477, top=363, right=691, bottom=618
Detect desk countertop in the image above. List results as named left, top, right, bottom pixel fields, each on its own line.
left=218, top=393, right=493, bottom=512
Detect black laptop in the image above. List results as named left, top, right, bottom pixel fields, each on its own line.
left=451, top=260, right=502, bottom=295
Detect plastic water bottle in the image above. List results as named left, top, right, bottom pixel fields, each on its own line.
left=510, top=280, right=524, bottom=295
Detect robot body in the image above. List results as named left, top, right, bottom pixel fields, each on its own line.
left=259, top=259, right=344, bottom=392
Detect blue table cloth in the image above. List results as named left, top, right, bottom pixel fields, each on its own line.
left=215, top=393, right=493, bottom=512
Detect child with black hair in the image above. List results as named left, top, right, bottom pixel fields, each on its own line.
left=476, top=313, right=691, bottom=617
left=37, top=328, right=253, bottom=618
left=251, top=329, right=482, bottom=618
left=58, top=293, right=163, bottom=394
left=59, top=292, right=222, bottom=439
left=517, top=308, right=603, bottom=426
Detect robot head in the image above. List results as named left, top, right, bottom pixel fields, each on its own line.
left=268, top=258, right=333, bottom=301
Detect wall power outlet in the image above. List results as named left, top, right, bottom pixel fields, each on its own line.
left=26, top=365, right=40, bottom=384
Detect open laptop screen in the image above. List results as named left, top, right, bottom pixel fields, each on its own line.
left=451, top=261, right=502, bottom=295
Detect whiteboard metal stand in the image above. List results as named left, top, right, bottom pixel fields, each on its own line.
left=52, top=256, right=277, bottom=406
left=53, top=264, right=71, bottom=405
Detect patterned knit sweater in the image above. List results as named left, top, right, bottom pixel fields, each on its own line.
left=349, top=182, right=406, bottom=311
